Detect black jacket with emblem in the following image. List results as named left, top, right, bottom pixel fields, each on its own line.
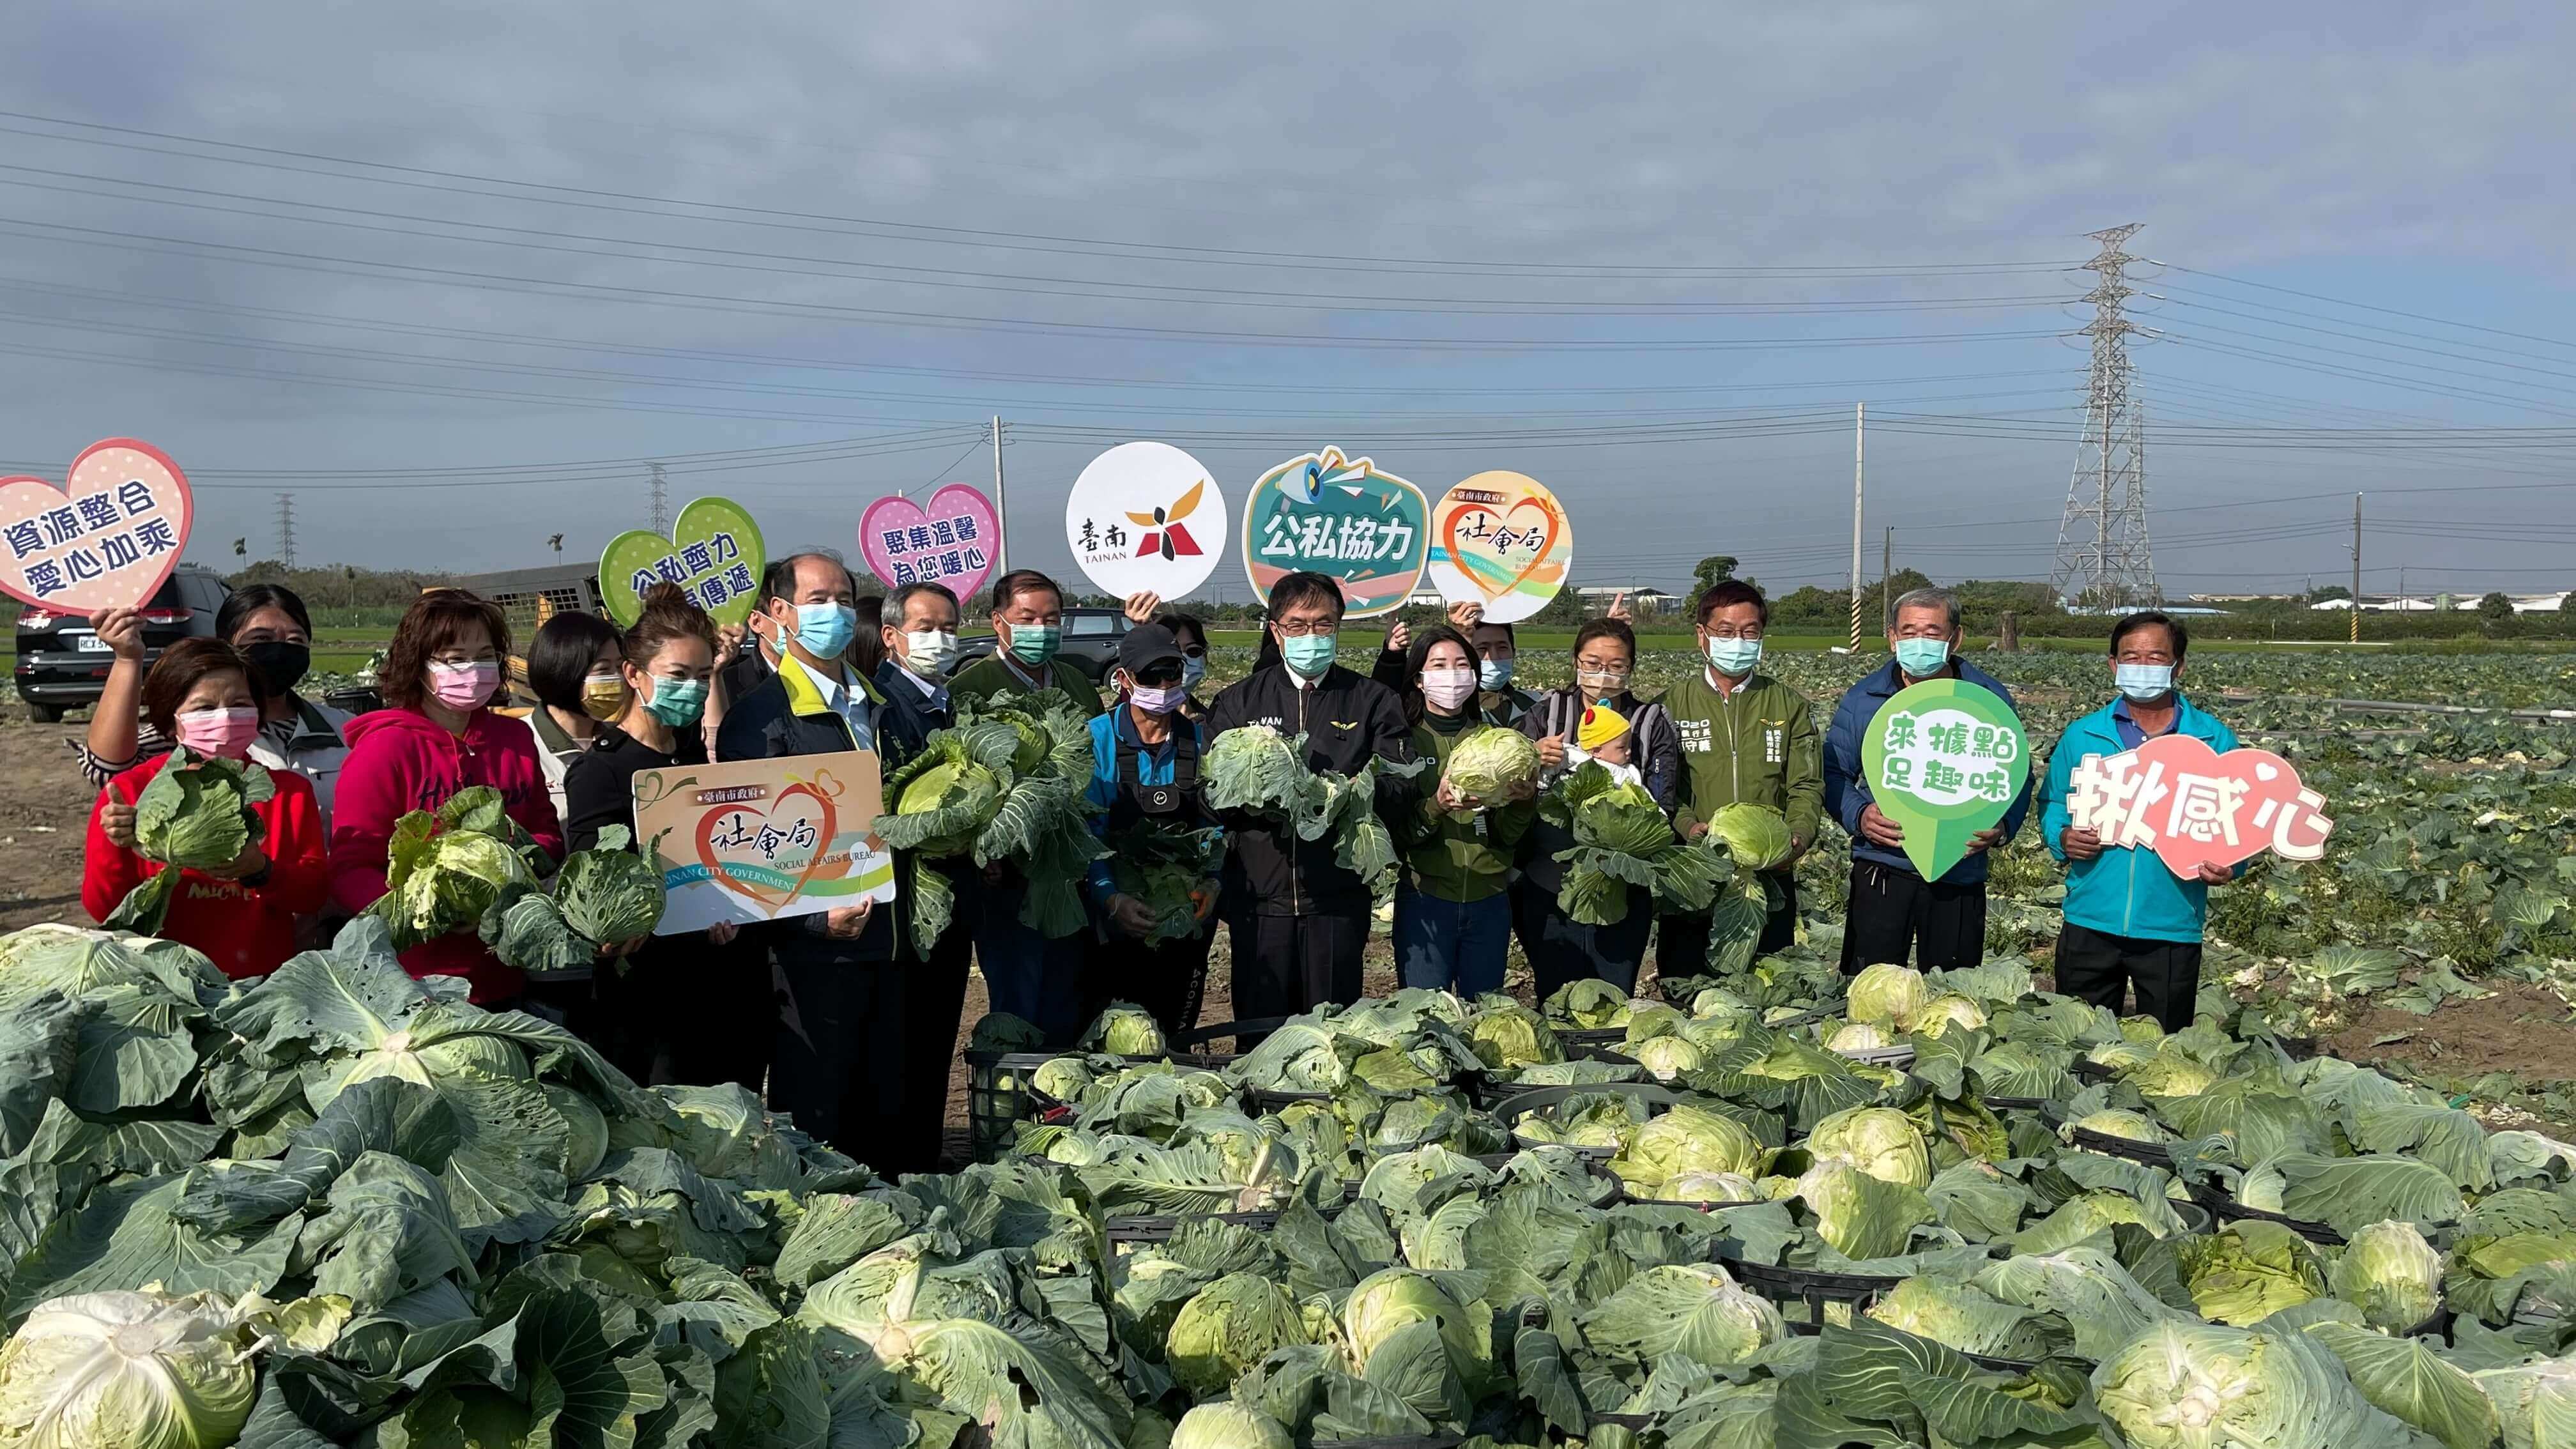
left=1204, top=662, right=1415, bottom=917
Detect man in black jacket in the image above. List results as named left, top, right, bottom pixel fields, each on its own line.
left=714, top=552, right=901, bottom=1155
left=1205, top=571, right=1414, bottom=1018
left=869, top=579, right=974, bottom=1172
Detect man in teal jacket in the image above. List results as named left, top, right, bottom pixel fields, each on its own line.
left=2037, top=611, right=2237, bottom=1030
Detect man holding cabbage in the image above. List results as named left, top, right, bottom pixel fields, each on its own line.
left=1823, top=586, right=2032, bottom=972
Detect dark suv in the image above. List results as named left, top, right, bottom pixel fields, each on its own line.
left=950, top=607, right=1131, bottom=682
left=12, top=564, right=228, bottom=721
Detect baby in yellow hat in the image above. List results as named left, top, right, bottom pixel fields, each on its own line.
left=1570, top=703, right=1644, bottom=787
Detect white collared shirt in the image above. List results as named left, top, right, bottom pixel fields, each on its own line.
left=786, top=652, right=876, bottom=752
left=895, top=663, right=948, bottom=712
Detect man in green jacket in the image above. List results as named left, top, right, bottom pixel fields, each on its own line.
left=1654, top=580, right=1823, bottom=977
left=949, top=568, right=1107, bottom=718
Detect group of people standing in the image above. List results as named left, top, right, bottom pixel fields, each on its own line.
left=73, top=556, right=2237, bottom=1173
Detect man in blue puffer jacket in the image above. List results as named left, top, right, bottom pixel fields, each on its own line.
left=2037, top=610, right=2239, bottom=1030
left=1824, top=586, right=2032, bottom=973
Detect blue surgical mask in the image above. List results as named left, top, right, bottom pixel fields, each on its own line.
left=2115, top=663, right=2175, bottom=702
left=1705, top=637, right=1762, bottom=677
left=1006, top=621, right=1062, bottom=666
left=1180, top=655, right=1207, bottom=691
left=642, top=677, right=710, bottom=727
left=790, top=602, right=855, bottom=661
left=1478, top=658, right=1516, bottom=692
left=1280, top=632, right=1337, bottom=678
left=1894, top=638, right=1952, bottom=678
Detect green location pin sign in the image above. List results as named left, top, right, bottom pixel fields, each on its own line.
left=1859, top=678, right=2030, bottom=882
left=599, top=496, right=765, bottom=628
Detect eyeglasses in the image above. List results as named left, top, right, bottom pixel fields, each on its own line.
left=1275, top=620, right=1338, bottom=638
left=1179, top=645, right=1208, bottom=659
left=1702, top=625, right=1764, bottom=641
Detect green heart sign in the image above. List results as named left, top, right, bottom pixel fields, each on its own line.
left=1859, top=677, right=2030, bottom=882
left=599, top=497, right=765, bottom=627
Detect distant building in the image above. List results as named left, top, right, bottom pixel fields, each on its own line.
left=1574, top=586, right=1676, bottom=616
left=2513, top=592, right=2570, bottom=613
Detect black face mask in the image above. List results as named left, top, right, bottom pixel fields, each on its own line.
left=242, top=640, right=310, bottom=697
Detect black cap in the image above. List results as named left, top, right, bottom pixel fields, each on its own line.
left=1119, top=622, right=1185, bottom=675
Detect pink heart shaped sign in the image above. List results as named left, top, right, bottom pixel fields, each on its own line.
left=2066, top=732, right=2336, bottom=879
left=0, top=440, right=194, bottom=614
left=859, top=484, right=999, bottom=601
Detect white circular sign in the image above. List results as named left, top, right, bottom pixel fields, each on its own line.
left=1064, top=441, right=1227, bottom=600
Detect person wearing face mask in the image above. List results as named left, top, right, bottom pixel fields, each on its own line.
left=1822, top=587, right=2033, bottom=974
left=521, top=610, right=627, bottom=822
left=83, top=639, right=330, bottom=979
left=1206, top=571, right=1414, bottom=1020
left=559, top=585, right=753, bottom=1086
left=2039, top=611, right=2241, bottom=1031
left=950, top=569, right=1105, bottom=716
left=716, top=553, right=903, bottom=1147
left=330, top=589, right=565, bottom=1004
left=869, top=579, right=980, bottom=1172
left=1078, top=624, right=1225, bottom=1036
left=1655, top=580, right=1823, bottom=977
left=1390, top=625, right=1536, bottom=995
left=1511, top=617, right=1687, bottom=995
left=1152, top=610, right=1215, bottom=719
left=80, top=584, right=356, bottom=827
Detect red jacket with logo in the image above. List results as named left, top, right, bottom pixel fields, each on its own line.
left=328, top=708, right=565, bottom=1002
left=83, top=753, right=330, bottom=979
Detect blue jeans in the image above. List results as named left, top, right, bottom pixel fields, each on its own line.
left=1393, top=884, right=1512, bottom=997
left=976, top=882, right=1087, bottom=1047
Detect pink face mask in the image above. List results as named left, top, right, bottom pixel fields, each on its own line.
left=1421, top=668, right=1478, bottom=711
left=174, top=706, right=261, bottom=760
left=427, top=661, right=500, bottom=711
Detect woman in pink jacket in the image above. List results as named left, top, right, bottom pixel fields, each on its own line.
left=329, top=588, right=564, bottom=1003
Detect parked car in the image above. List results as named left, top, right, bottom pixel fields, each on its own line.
left=949, top=607, right=1130, bottom=682
left=12, top=564, right=229, bottom=722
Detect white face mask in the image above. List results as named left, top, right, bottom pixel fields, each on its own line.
left=902, top=628, right=959, bottom=677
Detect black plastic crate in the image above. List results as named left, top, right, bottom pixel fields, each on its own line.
left=2188, top=1180, right=2345, bottom=1245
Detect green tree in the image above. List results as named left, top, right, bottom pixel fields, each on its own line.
left=2478, top=590, right=2515, bottom=622
left=1691, top=555, right=1738, bottom=601
left=2558, top=588, right=2576, bottom=615
left=2308, top=584, right=2352, bottom=603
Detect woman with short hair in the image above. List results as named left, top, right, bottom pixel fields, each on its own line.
left=522, top=609, right=627, bottom=820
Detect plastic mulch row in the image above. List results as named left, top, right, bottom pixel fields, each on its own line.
left=1725, top=1255, right=2039, bottom=1376
left=2063, top=1123, right=2175, bottom=1169
left=2187, top=1180, right=2345, bottom=1245
left=1981, top=1094, right=2058, bottom=1112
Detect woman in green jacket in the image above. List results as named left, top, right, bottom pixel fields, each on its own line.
left=1392, top=624, right=1535, bottom=995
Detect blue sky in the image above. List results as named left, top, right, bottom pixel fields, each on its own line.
left=0, top=0, right=2568, bottom=601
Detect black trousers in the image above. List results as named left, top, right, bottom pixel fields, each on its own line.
left=1085, top=924, right=1218, bottom=1041
left=1655, top=876, right=1800, bottom=979
left=1229, top=908, right=1368, bottom=1023
left=770, top=953, right=908, bottom=1159
left=1513, top=879, right=1654, bottom=999
left=1839, top=861, right=1989, bottom=976
left=2053, top=920, right=2204, bottom=1032
left=892, top=917, right=974, bottom=1176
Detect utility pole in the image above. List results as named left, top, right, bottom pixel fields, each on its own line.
left=2350, top=493, right=2362, bottom=645
left=1881, top=526, right=1894, bottom=634
left=2050, top=224, right=2159, bottom=608
left=991, top=415, right=1009, bottom=579
left=1848, top=402, right=1865, bottom=652
left=275, top=493, right=296, bottom=571
left=647, top=462, right=668, bottom=534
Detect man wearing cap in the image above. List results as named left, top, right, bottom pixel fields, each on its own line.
left=1079, top=623, right=1224, bottom=1038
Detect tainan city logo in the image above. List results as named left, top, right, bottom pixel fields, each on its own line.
left=1126, top=477, right=1208, bottom=562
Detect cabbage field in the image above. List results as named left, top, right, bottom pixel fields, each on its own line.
left=0, top=645, right=2570, bottom=1448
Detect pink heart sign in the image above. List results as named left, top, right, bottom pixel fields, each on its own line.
left=2064, top=732, right=2336, bottom=879
left=0, top=440, right=194, bottom=614
left=859, top=484, right=999, bottom=601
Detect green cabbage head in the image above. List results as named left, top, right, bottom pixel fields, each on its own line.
left=1342, top=1268, right=1485, bottom=1379
left=1646, top=1170, right=1759, bottom=1204
left=2331, top=1219, right=2444, bottom=1333
left=0, top=1291, right=257, bottom=1449
left=542, top=1083, right=610, bottom=1180
left=1544, top=978, right=1631, bottom=1030
left=1031, top=1056, right=1094, bottom=1102
left=1609, top=1104, right=1767, bottom=1194
left=1084, top=1004, right=1167, bottom=1057
left=1630, top=1034, right=1706, bottom=1082
left=1170, top=1404, right=1293, bottom=1449
left=2092, top=1320, right=2393, bottom=1449
left=1707, top=803, right=1793, bottom=870
left=1468, top=1004, right=1560, bottom=1069
left=1805, top=1106, right=1931, bottom=1189
left=1828, top=1021, right=1892, bottom=1052
left=1864, top=1276, right=2051, bottom=1360
left=2064, top=1108, right=2171, bottom=1144
left=1165, top=1273, right=1310, bottom=1395
left=1846, top=963, right=1931, bottom=1025
left=1902, top=994, right=1989, bottom=1036
left=1446, top=726, right=1542, bottom=802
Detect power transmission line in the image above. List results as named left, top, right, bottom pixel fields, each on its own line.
left=2050, top=225, right=2159, bottom=606
left=647, top=461, right=668, bottom=533
left=275, top=493, right=296, bottom=570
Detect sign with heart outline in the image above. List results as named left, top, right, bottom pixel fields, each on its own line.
left=1424, top=470, right=1572, bottom=623
left=859, top=484, right=999, bottom=601
left=599, top=496, right=765, bottom=627
left=1860, top=678, right=2032, bottom=882
left=1064, top=441, right=1228, bottom=600
left=0, top=439, right=194, bottom=615
left=2064, top=732, right=2336, bottom=879
left=632, top=750, right=896, bottom=932
left=1241, top=445, right=1429, bottom=617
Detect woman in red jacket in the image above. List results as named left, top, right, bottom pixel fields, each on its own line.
left=328, top=588, right=565, bottom=1004
left=84, top=638, right=330, bottom=977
